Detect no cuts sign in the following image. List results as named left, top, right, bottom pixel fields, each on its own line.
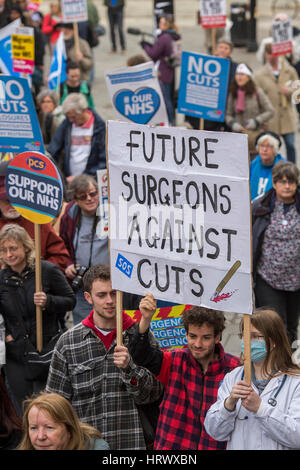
left=107, top=121, right=253, bottom=315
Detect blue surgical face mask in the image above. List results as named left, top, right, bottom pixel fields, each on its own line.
left=241, top=339, right=267, bottom=363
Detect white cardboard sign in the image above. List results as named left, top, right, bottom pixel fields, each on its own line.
left=61, top=0, right=87, bottom=23
left=105, top=61, right=169, bottom=126
left=107, top=121, right=253, bottom=314
left=200, top=0, right=226, bottom=28
left=272, top=18, right=293, bottom=55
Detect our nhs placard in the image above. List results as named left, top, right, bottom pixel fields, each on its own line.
left=177, top=51, right=230, bottom=122
left=105, top=61, right=168, bottom=126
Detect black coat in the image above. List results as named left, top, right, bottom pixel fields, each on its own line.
left=251, top=187, right=300, bottom=281
left=0, top=260, right=75, bottom=350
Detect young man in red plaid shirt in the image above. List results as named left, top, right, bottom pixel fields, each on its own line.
left=128, top=294, right=240, bottom=450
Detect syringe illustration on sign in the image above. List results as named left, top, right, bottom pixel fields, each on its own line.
left=210, top=260, right=241, bottom=303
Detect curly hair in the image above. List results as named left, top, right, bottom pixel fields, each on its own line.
left=182, top=306, right=226, bottom=336
left=83, top=264, right=111, bottom=293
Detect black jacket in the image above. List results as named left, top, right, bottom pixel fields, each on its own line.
left=0, top=261, right=75, bottom=350
left=251, top=187, right=300, bottom=280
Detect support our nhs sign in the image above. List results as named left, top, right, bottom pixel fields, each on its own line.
left=177, top=51, right=230, bottom=122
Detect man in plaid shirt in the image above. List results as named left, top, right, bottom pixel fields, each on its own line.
left=129, top=298, right=240, bottom=450
left=46, top=264, right=163, bottom=450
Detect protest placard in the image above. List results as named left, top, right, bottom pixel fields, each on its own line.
left=107, top=120, right=253, bottom=316
left=272, top=17, right=293, bottom=56
left=200, top=0, right=226, bottom=28
left=177, top=51, right=230, bottom=123
left=105, top=61, right=169, bottom=125
left=61, top=0, right=87, bottom=23
left=27, top=0, right=42, bottom=11
left=12, top=26, right=35, bottom=75
left=96, top=169, right=109, bottom=240
left=0, top=76, right=44, bottom=153
left=5, top=151, right=63, bottom=350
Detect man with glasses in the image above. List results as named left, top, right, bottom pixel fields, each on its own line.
left=47, top=93, right=106, bottom=184
left=59, top=174, right=109, bottom=324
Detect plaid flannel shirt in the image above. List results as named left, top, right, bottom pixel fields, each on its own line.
left=154, top=344, right=240, bottom=450
left=46, top=321, right=162, bottom=450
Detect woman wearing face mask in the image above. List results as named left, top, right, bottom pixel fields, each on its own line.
left=204, top=308, right=300, bottom=450
left=225, top=63, right=274, bottom=159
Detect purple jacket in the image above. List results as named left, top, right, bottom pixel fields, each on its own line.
left=142, top=30, right=180, bottom=83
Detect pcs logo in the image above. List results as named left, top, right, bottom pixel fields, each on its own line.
left=26, top=156, right=46, bottom=171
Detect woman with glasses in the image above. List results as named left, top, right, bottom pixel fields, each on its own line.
left=204, top=308, right=300, bottom=450
left=252, top=161, right=300, bottom=345
left=250, top=131, right=285, bottom=201
left=59, top=174, right=109, bottom=325
left=0, top=224, right=75, bottom=415
left=36, top=89, right=64, bottom=145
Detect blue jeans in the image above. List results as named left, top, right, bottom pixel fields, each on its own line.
left=282, top=132, right=296, bottom=163
left=72, top=289, right=92, bottom=325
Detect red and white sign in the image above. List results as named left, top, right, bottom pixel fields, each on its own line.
left=200, top=0, right=226, bottom=28
left=272, top=18, right=293, bottom=56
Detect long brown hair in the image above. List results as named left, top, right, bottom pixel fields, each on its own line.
left=18, top=392, right=103, bottom=450
left=229, top=64, right=256, bottom=98
left=240, top=308, right=300, bottom=377
left=0, top=373, right=22, bottom=438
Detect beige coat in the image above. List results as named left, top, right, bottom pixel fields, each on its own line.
left=66, top=38, right=93, bottom=82
left=254, top=61, right=298, bottom=135
left=225, top=87, right=275, bottom=152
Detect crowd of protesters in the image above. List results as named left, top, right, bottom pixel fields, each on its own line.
left=0, top=0, right=300, bottom=452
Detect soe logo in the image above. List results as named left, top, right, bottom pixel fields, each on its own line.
left=26, top=157, right=46, bottom=171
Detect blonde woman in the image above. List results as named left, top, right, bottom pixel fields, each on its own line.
left=0, top=224, right=75, bottom=415
left=18, top=392, right=109, bottom=450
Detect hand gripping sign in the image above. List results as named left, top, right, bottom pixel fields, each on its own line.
left=5, top=152, right=63, bottom=351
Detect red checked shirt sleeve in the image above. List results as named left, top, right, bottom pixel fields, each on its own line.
left=156, top=351, right=172, bottom=387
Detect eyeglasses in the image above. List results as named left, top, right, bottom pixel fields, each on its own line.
left=276, top=179, right=296, bottom=186
left=259, top=144, right=273, bottom=150
left=75, top=190, right=98, bottom=201
left=41, top=99, right=54, bottom=104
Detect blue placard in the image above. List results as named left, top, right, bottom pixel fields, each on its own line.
left=177, top=51, right=230, bottom=122
left=0, top=76, right=44, bottom=153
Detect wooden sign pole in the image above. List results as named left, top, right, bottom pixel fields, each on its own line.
left=199, top=118, right=204, bottom=130
left=243, top=314, right=251, bottom=384
left=34, top=223, right=43, bottom=352
left=116, top=290, right=123, bottom=346
left=280, top=55, right=287, bottom=108
left=105, top=125, right=123, bottom=347
left=73, top=22, right=80, bottom=55
left=211, top=27, right=216, bottom=55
